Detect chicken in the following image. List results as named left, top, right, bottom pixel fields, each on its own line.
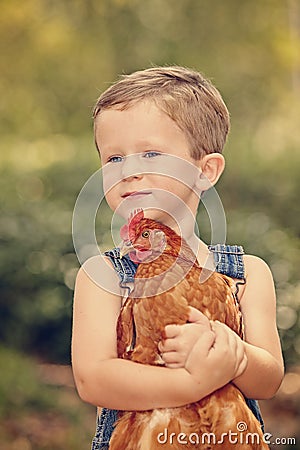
left=109, top=210, right=267, bottom=450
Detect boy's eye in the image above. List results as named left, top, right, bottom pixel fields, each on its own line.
left=107, top=155, right=123, bottom=163
left=143, top=151, right=161, bottom=158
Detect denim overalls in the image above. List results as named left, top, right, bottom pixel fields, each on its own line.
left=91, top=244, right=264, bottom=450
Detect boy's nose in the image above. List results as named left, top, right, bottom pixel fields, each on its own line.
left=121, top=155, right=143, bottom=181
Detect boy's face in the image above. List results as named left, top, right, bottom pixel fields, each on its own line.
left=95, top=100, right=203, bottom=227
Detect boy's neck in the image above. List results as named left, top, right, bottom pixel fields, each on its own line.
left=170, top=214, right=206, bottom=251
left=171, top=217, right=211, bottom=267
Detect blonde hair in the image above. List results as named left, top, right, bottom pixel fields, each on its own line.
left=93, top=66, right=230, bottom=159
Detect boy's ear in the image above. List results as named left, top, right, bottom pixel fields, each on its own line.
left=195, top=153, right=225, bottom=192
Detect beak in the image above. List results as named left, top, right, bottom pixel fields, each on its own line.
left=119, top=240, right=134, bottom=258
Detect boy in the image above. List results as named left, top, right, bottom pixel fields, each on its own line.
left=72, top=66, right=284, bottom=448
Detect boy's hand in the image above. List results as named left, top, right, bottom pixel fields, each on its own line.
left=185, top=320, right=248, bottom=388
left=159, top=307, right=247, bottom=389
left=158, top=307, right=212, bottom=369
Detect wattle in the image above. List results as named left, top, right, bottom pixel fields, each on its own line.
left=129, top=249, right=152, bottom=263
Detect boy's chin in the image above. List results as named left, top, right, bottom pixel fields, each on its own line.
left=116, top=206, right=174, bottom=225
left=139, top=208, right=178, bottom=228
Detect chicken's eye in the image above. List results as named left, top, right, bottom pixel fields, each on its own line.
left=141, top=230, right=150, bottom=238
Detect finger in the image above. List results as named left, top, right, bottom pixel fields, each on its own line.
left=187, top=330, right=216, bottom=359
left=211, top=321, right=236, bottom=342
left=164, top=324, right=182, bottom=339
left=160, top=351, right=183, bottom=365
left=224, top=327, right=243, bottom=359
left=210, top=321, right=229, bottom=345
left=212, top=322, right=246, bottom=377
left=164, top=362, right=184, bottom=369
left=188, top=307, right=210, bottom=327
left=158, top=337, right=179, bottom=353
left=188, top=307, right=205, bottom=322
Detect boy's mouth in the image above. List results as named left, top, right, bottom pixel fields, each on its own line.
left=122, top=191, right=152, bottom=198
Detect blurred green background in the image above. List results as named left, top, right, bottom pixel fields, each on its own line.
left=0, top=0, right=299, bottom=448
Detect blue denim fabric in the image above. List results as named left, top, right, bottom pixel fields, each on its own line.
left=91, top=408, right=117, bottom=450
left=91, top=244, right=264, bottom=449
left=104, top=247, right=138, bottom=286
left=208, top=244, right=245, bottom=279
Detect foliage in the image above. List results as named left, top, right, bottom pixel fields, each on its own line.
left=0, top=346, right=95, bottom=449
left=0, top=346, right=57, bottom=418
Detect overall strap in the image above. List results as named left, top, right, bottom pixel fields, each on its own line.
left=104, top=248, right=138, bottom=292
left=208, top=244, right=245, bottom=279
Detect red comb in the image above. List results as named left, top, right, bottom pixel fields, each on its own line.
left=120, top=209, right=144, bottom=242
left=128, top=208, right=144, bottom=227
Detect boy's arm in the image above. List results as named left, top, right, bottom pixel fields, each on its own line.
left=71, top=256, right=246, bottom=410
left=232, top=255, right=284, bottom=398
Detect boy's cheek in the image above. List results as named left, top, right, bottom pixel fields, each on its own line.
left=102, top=165, right=123, bottom=194
left=106, top=191, right=126, bottom=217
left=159, top=156, right=200, bottom=190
